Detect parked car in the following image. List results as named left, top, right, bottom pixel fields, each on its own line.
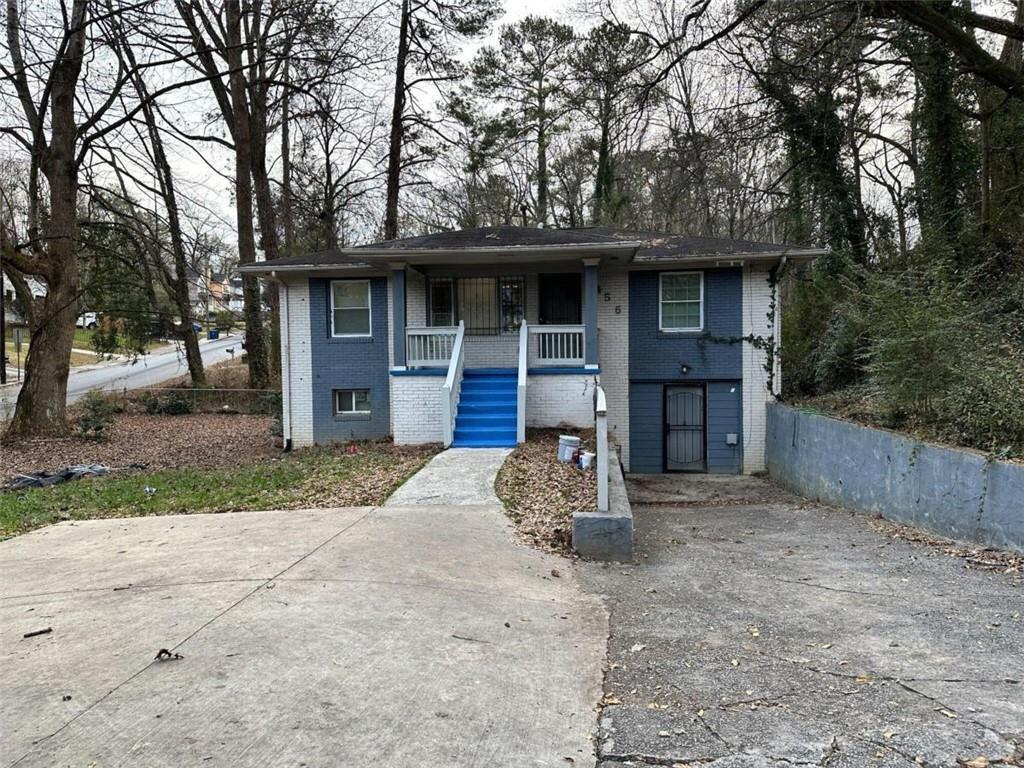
left=76, top=312, right=98, bottom=330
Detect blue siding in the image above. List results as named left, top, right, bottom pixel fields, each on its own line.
left=628, top=269, right=742, bottom=380
left=707, top=381, right=742, bottom=473
left=309, top=277, right=391, bottom=442
left=628, top=381, right=743, bottom=474
left=629, top=383, right=664, bottom=473
left=628, top=269, right=744, bottom=474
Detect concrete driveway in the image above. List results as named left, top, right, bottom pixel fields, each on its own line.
left=584, top=474, right=1023, bottom=767
left=1, top=504, right=606, bottom=767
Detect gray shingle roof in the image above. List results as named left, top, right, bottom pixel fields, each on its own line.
left=352, top=226, right=623, bottom=250
left=239, top=226, right=821, bottom=272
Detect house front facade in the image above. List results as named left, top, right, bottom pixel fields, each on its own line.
left=242, top=227, right=822, bottom=474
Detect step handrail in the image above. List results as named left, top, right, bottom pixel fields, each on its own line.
left=441, top=321, right=466, bottom=447
left=516, top=322, right=528, bottom=443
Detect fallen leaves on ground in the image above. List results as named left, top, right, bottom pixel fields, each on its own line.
left=1, top=413, right=277, bottom=478
left=867, top=517, right=1023, bottom=573
left=163, top=356, right=262, bottom=390
left=283, top=443, right=439, bottom=508
left=495, top=429, right=597, bottom=555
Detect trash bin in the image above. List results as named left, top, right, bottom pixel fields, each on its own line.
left=558, top=435, right=581, bottom=463
left=208, top=329, right=220, bottom=340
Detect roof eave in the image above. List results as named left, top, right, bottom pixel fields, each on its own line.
left=343, top=240, right=642, bottom=262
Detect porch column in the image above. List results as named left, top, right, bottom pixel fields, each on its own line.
left=391, top=264, right=406, bottom=369
left=583, top=258, right=599, bottom=368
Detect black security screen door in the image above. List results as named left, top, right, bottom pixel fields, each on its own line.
left=665, top=385, right=706, bottom=472
left=538, top=273, right=581, bottom=325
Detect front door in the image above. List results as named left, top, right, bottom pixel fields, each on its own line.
left=538, top=273, right=581, bottom=325
left=665, top=385, right=706, bottom=472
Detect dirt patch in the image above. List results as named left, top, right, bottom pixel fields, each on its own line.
left=1, top=413, right=277, bottom=479
left=495, top=429, right=597, bottom=555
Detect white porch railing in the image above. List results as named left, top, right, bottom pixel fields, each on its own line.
left=516, top=322, right=528, bottom=444
left=440, top=321, right=466, bottom=447
left=528, top=324, right=585, bottom=367
left=407, top=326, right=458, bottom=368
left=595, top=384, right=609, bottom=512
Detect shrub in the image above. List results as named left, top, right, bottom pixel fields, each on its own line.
left=77, top=390, right=115, bottom=440
left=139, top=390, right=194, bottom=415
left=213, top=310, right=236, bottom=331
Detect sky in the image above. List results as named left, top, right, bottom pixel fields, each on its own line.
left=164, top=0, right=583, bottom=259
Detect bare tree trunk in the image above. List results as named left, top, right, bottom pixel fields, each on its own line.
left=537, top=93, right=548, bottom=226
left=281, top=57, right=294, bottom=256
left=384, top=0, right=410, bottom=240
left=3, top=0, right=87, bottom=440
left=250, top=94, right=281, bottom=382
left=226, top=0, right=269, bottom=388
left=117, top=23, right=206, bottom=386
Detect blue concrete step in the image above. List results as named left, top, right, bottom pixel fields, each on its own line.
left=456, top=413, right=517, bottom=428
left=457, top=403, right=516, bottom=417
left=453, top=426, right=517, bottom=445
left=464, top=368, right=516, bottom=377
left=451, top=436, right=517, bottom=448
left=459, top=392, right=517, bottom=406
left=459, top=389, right=515, bottom=401
left=461, top=378, right=516, bottom=389
left=453, top=369, right=519, bottom=448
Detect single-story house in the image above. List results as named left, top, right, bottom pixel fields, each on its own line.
left=241, top=226, right=823, bottom=474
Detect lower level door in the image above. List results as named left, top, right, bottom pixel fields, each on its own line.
left=665, top=385, right=706, bottom=472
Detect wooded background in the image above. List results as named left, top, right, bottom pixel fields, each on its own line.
left=1, top=0, right=1022, bottom=455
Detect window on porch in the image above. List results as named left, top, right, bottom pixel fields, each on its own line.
left=428, top=276, right=524, bottom=335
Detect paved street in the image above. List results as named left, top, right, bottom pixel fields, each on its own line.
left=0, top=335, right=243, bottom=418
left=1, top=502, right=607, bottom=767
left=583, top=474, right=1023, bottom=767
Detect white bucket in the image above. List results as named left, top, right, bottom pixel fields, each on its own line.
left=580, top=451, right=595, bottom=470
left=557, top=435, right=581, bottom=463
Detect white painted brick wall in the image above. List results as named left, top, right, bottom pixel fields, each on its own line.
left=390, top=375, right=445, bottom=444
left=526, top=374, right=596, bottom=429
left=464, top=335, right=518, bottom=367
left=597, top=270, right=630, bottom=470
left=742, top=264, right=779, bottom=473
left=280, top=279, right=314, bottom=447
left=407, top=269, right=427, bottom=326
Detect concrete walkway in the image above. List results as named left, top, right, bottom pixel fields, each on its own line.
left=1, top=505, right=607, bottom=767
left=385, top=447, right=511, bottom=506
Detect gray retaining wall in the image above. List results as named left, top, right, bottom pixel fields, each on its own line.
left=766, top=403, right=1023, bottom=553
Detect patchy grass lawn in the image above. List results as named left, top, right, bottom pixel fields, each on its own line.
left=496, top=428, right=597, bottom=555
left=0, top=413, right=439, bottom=537
left=5, top=340, right=96, bottom=367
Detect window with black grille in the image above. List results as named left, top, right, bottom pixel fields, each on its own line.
left=428, top=276, right=525, bottom=335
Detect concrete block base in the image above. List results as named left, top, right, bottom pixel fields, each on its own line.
left=573, top=448, right=633, bottom=561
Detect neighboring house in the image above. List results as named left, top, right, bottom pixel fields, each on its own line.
left=227, top=275, right=244, bottom=313
left=241, top=227, right=823, bottom=474
left=2, top=272, right=47, bottom=326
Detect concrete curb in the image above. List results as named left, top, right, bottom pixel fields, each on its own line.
left=572, top=447, right=633, bottom=561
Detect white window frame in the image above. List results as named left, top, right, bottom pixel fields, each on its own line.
left=658, top=271, right=704, bottom=333
left=334, top=388, right=371, bottom=416
left=330, top=279, right=372, bottom=338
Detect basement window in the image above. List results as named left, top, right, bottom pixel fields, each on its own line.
left=334, top=389, right=371, bottom=419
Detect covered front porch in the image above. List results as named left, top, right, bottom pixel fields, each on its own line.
left=384, top=257, right=605, bottom=448
left=390, top=260, right=601, bottom=372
